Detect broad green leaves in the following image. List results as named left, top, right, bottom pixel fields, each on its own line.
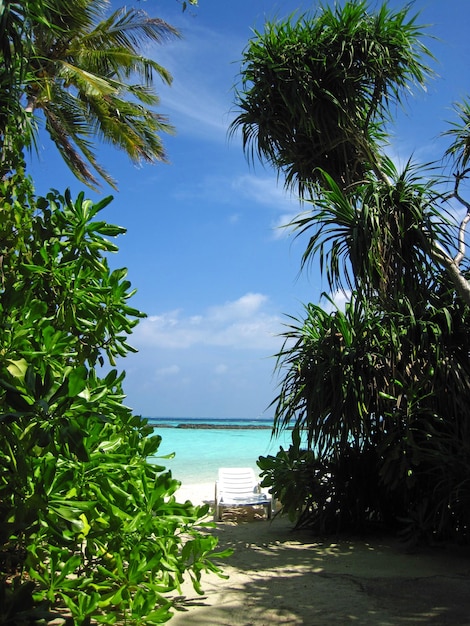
left=0, top=176, right=225, bottom=624
left=0, top=2, right=224, bottom=622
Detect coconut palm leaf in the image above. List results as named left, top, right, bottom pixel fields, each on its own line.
left=4, top=0, right=179, bottom=188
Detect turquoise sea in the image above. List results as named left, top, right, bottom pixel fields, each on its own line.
left=147, top=417, right=292, bottom=485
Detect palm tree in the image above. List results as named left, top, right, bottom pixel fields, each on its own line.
left=230, top=1, right=432, bottom=196
left=234, top=1, right=470, bottom=539
left=290, top=160, right=453, bottom=305
left=0, top=0, right=34, bottom=169
left=1, top=0, right=180, bottom=188
left=231, top=0, right=470, bottom=306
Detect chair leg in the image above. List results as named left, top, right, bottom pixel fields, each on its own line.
left=214, top=482, right=219, bottom=521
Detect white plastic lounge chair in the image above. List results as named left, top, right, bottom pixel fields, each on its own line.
left=214, top=467, right=273, bottom=521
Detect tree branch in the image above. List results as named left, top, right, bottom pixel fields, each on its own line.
left=430, top=240, right=470, bottom=306
left=453, top=168, right=470, bottom=266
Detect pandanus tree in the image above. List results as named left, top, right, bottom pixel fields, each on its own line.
left=231, top=1, right=432, bottom=193
left=231, top=0, right=470, bottom=305
left=233, top=1, right=470, bottom=540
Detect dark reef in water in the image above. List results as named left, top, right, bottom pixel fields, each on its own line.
left=152, top=423, right=272, bottom=429
left=177, top=423, right=271, bottom=429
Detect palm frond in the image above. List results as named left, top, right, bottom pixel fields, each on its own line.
left=17, top=0, right=179, bottom=187
left=85, top=8, right=180, bottom=55
left=287, top=160, right=450, bottom=301
left=42, top=88, right=117, bottom=189
left=230, top=1, right=434, bottom=195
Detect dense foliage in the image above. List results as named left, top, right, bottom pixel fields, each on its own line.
left=0, top=174, right=227, bottom=625
left=0, top=1, right=228, bottom=624
left=230, top=1, right=432, bottom=195
left=233, top=1, right=470, bottom=543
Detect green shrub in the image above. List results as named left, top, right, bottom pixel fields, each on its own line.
left=0, top=176, right=228, bottom=624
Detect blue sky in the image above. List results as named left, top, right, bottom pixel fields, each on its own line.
left=28, top=0, right=470, bottom=418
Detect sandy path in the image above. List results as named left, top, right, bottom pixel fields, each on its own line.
left=171, top=486, right=470, bottom=625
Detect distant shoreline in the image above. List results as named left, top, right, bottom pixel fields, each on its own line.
left=155, top=423, right=273, bottom=430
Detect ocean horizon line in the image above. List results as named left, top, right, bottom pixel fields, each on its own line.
left=145, top=416, right=277, bottom=430
left=144, top=416, right=275, bottom=421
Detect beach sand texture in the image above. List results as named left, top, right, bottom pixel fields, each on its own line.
left=172, top=483, right=470, bottom=626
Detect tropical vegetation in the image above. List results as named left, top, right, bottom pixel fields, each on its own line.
left=0, top=0, right=181, bottom=189
left=1, top=1, right=227, bottom=624
left=232, top=1, right=470, bottom=544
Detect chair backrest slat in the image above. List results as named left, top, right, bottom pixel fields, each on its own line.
left=218, top=468, right=257, bottom=496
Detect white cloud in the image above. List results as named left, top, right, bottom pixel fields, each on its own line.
left=270, top=209, right=311, bottom=240
left=322, top=290, right=351, bottom=313
left=208, top=292, right=267, bottom=320
left=173, top=173, right=297, bottom=210
left=153, top=21, right=242, bottom=142
left=160, top=81, right=230, bottom=139
left=133, top=292, right=282, bottom=351
left=231, top=174, right=299, bottom=210
left=155, top=364, right=180, bottom=377
left=121, top=293, right=285, bottom=418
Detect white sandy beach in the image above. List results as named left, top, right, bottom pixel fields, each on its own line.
left=176, top=482, right=214, bottom=506
left=172, top=482, right=470, bottom=626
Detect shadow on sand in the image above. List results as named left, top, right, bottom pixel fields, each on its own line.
left=170, top=507, right=470, bottom=626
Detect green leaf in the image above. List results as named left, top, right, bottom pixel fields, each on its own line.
left=6, top=358, right=29, bottom=380
left=67, top=366, right=88, bottom=397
